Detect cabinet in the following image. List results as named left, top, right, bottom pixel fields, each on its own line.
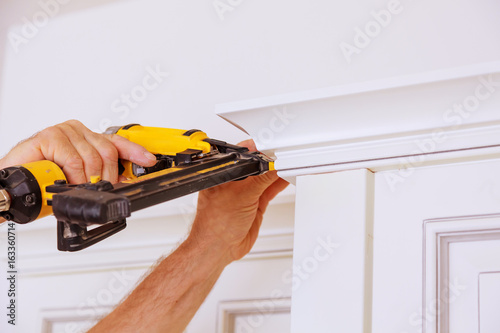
left=217, top=62, right=500, bottom=332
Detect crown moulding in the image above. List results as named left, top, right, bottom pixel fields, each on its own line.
left=216, top=61, right=500, bottom=182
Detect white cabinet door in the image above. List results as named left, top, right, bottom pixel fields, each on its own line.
left=373, top=158, right=500, bottom=333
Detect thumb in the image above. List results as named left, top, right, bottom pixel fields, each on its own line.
left=244, top=170, right=280, bottom=198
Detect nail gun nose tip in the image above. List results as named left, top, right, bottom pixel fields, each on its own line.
left=0, top=189, right=11, bottom=212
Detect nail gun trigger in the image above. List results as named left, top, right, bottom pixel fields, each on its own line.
left=132, top=155, right=174, bottom=177
left=174, top=149, right=203, bottom=166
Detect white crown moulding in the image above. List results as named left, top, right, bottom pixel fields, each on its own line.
left=216, top=61, right=500, bottom=183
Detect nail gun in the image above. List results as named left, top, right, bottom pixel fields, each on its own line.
left=0, top=124, right=274, bottom=252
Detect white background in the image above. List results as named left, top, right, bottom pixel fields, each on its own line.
left=1, top=0, right=499, bottom=152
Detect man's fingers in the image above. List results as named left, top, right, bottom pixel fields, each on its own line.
left=237, top=139, right=281, bottom=200
left=35, top=126, right=87, bottom=184
left=83, top=131, right=120, bottom=183
left=245, top=170, right=280, bottom=198
left=66, top=120, right=156, bottom=182
left=238, top=139, right=258, bottom=152
left=105, top=134, right=157, bottom=167
left=259, top=178, right=289, bottom=212
left=0, top=139, right=43, bottom=168
left=1, top=120, right=158, bottom=185
left=58, top=123, right=103, bottom=182
left=64, top=120, right=119, bottom=182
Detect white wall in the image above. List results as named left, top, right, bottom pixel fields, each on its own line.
left=1, top=0, right=500, bottom=153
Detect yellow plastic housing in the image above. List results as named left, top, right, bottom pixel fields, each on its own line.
left=22, top=160, right=66, bottom=220
left=116, top=126, right=211, bottom=155
left=116, top=125, right=213, bottom=179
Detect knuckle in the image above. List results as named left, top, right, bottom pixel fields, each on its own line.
left=27, top=132, right=42, bottom=148
left=251, top=172, right=276, bottom=187
left=85, top=152, right=103, bottom=169
left=63, top=119, right=83, bottom=128
left=99, top=145, right=119, bottom=163
left=36, top=126, right=63, bottom=141
left=65, top=155, right=84, bottom=170
left=57, top=122, right=83, bottom=137
left=109, top=133, right=127, bottom=144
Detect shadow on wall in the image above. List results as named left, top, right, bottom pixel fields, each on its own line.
left=0, top=0, right=124, bottom=120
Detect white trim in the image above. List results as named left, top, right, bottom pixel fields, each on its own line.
left=276, top=123, right=500, bottom=173
left=16, top=231, right=294, bottom=277
left=216, top=62, right=500, bottom=181
left=217, top=298, right=291, bottom=333
left=422, top=213, right=500, bottom=333
left=278, top=145, right=500, bottom=181
left=40, top=306, right=111, bottom=333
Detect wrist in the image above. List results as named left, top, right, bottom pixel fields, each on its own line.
left=185, top=220, right=234, bottom=270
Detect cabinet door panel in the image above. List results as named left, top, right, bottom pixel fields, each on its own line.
left=373, top=159, right=500, bottom=333
left=479, top=272, right=500, bottom=332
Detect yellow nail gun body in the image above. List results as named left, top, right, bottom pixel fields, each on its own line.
left=0, top=125, right=274, bottom=251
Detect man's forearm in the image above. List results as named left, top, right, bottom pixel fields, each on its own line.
left=89, top=222, right=232, bottom=333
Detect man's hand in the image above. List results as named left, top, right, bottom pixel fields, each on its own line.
left=189, top=139, right=289, bottom=263
left=91, top=139, right=289, bottom=333
left=0, top=120, right=157, bottom=184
